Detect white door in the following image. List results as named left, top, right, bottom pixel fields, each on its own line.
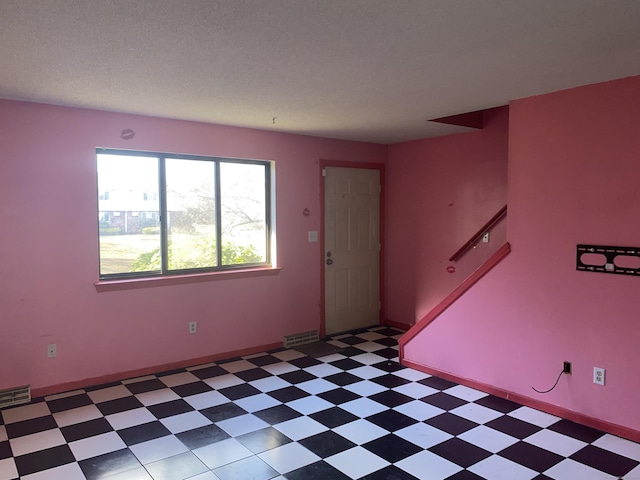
left=324, top=167, right=380, bottom=335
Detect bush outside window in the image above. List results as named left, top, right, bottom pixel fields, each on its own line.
left=97, top=149, right=272, bottom=279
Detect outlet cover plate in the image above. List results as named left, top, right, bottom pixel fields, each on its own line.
left=594, top=367, right=605, bottom=386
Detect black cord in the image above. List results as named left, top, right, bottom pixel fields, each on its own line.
left=532, top=369, right=564, bottom=394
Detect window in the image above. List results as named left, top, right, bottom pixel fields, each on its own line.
left=97, top=149, right=272, bottom=279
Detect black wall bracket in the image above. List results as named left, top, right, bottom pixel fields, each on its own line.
left=576, top=244, right=640, bottom=277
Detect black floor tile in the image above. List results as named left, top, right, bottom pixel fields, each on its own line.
left=14, top=444, right=75, bottom=477
left=474, top=395, right=521, bottom=414
left=246, top=354, right=282, bottom=367
left=547, top=419, right=606, bottom=443
left=362, top=433, right=423, bottom=463
left=425, top=413, right=478, bottom=436
left=236, top=426, right=291, bottom=453
left=372, top=360, right=405, bottom=372
left=368, top=390, right=413, bottom=408
left=176, top=424, right=230, bottom=449
left=279, top=370, right=318, bottom=384
left=418, top=376, right=458, bottom=390
left=219, top=383, right=263, bottom=401
left=5, top=415, right=58, bottom=438
left=171, top=381, right=213, bottom=397
left=484, top=415, right=542, bottom=439
left=0, top=441, right=12, bottom=460
left=309, top=407, right=358, bottom=428
left=288, top=356, right=323, bottom=368
left=371, top=374, right=411, bottom=388
left=147, top=398, right=194, bottom=418
left=340, top=346, right=373, bottom=357
left=317, top=388, right=361, bottom=405
left=428, top=438, right=492, bottom=468
left=421, top=392, right=468, bottom=410
left=299, top=431, right=356, bottom=458
left=285, top=460, right=351, bottom=480
left=117, top=420, right=171, bottom=446
left=329, top=358, right=365, bottom=370
left=201, top=403, right=248, bottom=422
left=445, top=470, right=487, bottom=480
left=268, top=386, right=310, bottom=403
left=498, top=441, right=564, bottom=472
left=96, top=395, right=143, bottom=416
left=570, top=444, right=639, bottom=477
left=362, top=464, right=421, bottom=480
left=234, top=368, right=273, bottom=382
left=253, top=404, right=303, bottom=425
left=47, top=393, right=93, bottom=413
left=374, top=347, right=399, bottom=359
left=335, top=336, right=367, bottom=345
left=125, top=378, right=167, bottom=395
left=61, top=417, right=113, bottom=442
left=79, top=448, right=143, bottom=480
left=372, top=336, right=399, bottom=347
left=190, top=365, right=229, bottom=379
left=366, top=409, right=418, bottom=432
left=324, top=372, right=361, bottom=386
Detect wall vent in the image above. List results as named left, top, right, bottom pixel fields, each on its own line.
left=0, top=385, right=31, bottom=409
left=283, top=330, right=319, bottom=348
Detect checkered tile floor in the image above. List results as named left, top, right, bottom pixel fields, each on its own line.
left=2, top=327, right=640, bottom=480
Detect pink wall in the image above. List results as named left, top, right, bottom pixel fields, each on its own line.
left=385, top=107, right=509, bottom=326
left=0, top=100, right=385, bottom=393
left=402, top=76, right=640, bottom=432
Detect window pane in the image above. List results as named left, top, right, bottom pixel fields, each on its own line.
left=166, top=159, right=217, bottom=270
left=97, top=154, right=160, bottom=275
left=220, top=162, right=267, bottom=265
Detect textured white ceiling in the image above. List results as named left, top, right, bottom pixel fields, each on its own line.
left=1, top=0, right=640, bottom=144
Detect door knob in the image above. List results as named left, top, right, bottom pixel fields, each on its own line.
left=326, top=259, right=334, bottom=265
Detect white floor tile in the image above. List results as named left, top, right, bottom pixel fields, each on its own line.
left=333, top=419, right=388, bottom=444
left=0, top=426, right=5, bottom=442
left=219, top=360, right=258, bottom=373
left=193, top=438, right=253, bottom=469
left=623, top=463, right=640, bottom=479
left=106, top=407, right=156, bottom=430
left=393, top=382, right=438, bottom=399
left=87, top=385, right=132, bottom=404
left=468, top=454, right=538, bottom=480
left=135, top=388, right=180, bottom=406
left=395, top=422, right=453, bottom=449
left=21, top=461, right=86, bottom=480
left=392, top=369, right=431, bottom=381
left=271, top=350, right=306, bottom=361
left=544, top=459, right=618, bottom=480
left=53, top=404, right=103, bottom=427
left=356, top=332, right=386, bottom=341
left=318, top=353, right=346, bottom=363
left=187, top=472, right=220, bottom=480
left=69, top=431, right=127, bottom=461
left=396, top=450, right=463, bottom=480
left=286, top=396, right=334, bottom=415
left=2, top=402, right=50, bottom=424
left=204, top=374, right=244, bottom=390
left=339, top=397, right=388, bottom=417
left=393, top=399, right=445, bottom=421
left=304, top=363, right=342, bottom=378
left=10, top=428, right=66, bottom=456
left=326, top=446, right=389, bottom=479
left=450, top=403, right=504, bottom=424
left=261, top=362, right=300, bottom=376
left=443, top=384, right=488, bottom=402
left=216, top=414, right=269, bottom=437
left=161, top=411, right=212, bottom=434
left=458, top=425, right=519, bottom=453
left=348, top=365, right=386, bottom=380
left=122, top=375, right=156, bottom=385
left=248, top=376, right=291, bottom=393
left=235, top=393, right=280, bottom=413
left=184, top=391, right=228, bottom=410
left=524, top=428, right=587, bottom=456
left=593, top=434, right=640, bottom=461
left=158, top=371, right=200, bottom=387
left=273, top=416, right=326, bottom=441
left=353, top=341, right=386, bottom=353
left=349, top=353, right=387, bottom=365
left=130, top=435, right=188, bottom=465
left=258, top=442, right=320, bottom=474
left=344, top=380, right=387, bottom=397
left=508, top=406, right=561, bottom=427
left=295, top=378, right=337, bottom=395
left=0, top=458, right=18, bottom=480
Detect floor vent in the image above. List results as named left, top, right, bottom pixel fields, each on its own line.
left=0, top=385, right=31, bottom=409
left=283, top=330, right=319, bottom=348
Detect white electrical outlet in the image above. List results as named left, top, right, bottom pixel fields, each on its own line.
left=189, top=321, right=197, bottom=334
left=308, top=231, right=318, bottom=242
left=47, top=343, right=57, bottom=358
left=594, top=367, right=605, bottom=385
left=482, top=232, right=490, bottom=243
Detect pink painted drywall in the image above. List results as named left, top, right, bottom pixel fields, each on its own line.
left=402, top=76, right=640, bottom=432
left=385, top=107, right=509, bottom=326
left=0, top=100, right=385, bottom=392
